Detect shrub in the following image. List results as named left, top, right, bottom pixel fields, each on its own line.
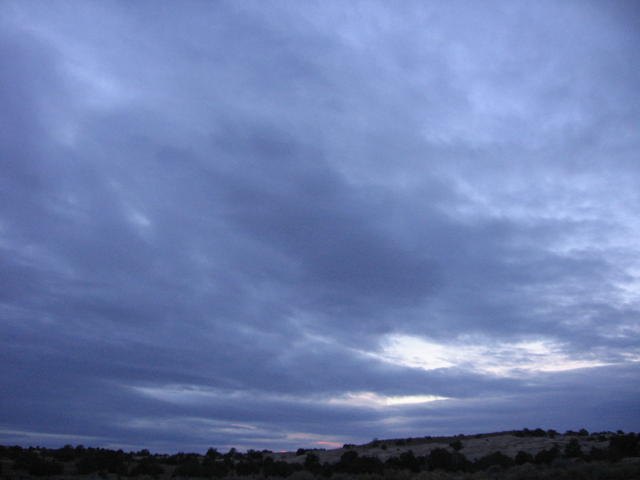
left=427, top=448, right=453, bottom=471
left=475, top=451, right=514, bottom=470
left=173, top=458, right=206, bottom=477
left=534, top=446, right=559, bottom=465
left=304, top=453, right=321, bottom=473
left=449, top=439, right=463, bottom=451
left=246, top=449, right=263, bottom=460
left=289, top=471, right=315, bottom=480
left=564, top=438, right=583, bottom=458
left=263, top=459, right=295, bottom=477
left=587, top=446, right=608, bottom=462
left=76, top=449, right=127, bottom=475
left=609, top=433, right=639, bottom=460
left=235, top=460, right=260, bottom=476
left=52, top=444, right=76, bottom=462
left=4, top=446, right=24, bottom=460
left=396, top=450, right=422, bottom=472
left=14, top=452, right=64, bottom=477
left=202, top=456, right=229, bottom=477
left=515, top=450, right=534, bottom=465
left=130, top=457, right=164, bottom=477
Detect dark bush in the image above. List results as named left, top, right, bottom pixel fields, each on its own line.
left=336, top=450, right=366, bottom=473
left=587, top=446, right=609, bottom=462
left=206, top=448, right=219, bottom=458
left=202, top=456, right=229, bottom=477
left=76, top=449, right=127, bottom=475
left=342, top=455, right=384, bottom=474
left=515, top=450, right=533, bottom=465
left=235, top=460, right=260, bottom=476
left=173, top=458, right=206, bottom=477
left=340, top=450, right=359, bottom=464
left=30, top=458, right=64, bottom=476
left=451, top=452, right=472, bottom=472
left=52, top=444, right=76, bottom=462
left=475, top=451, right=514, bottom=470
left=534, top=446, right=559, bottom=465
left=564, top=438, right=583, bottom=458
left=14, top=452, right=64, bottom=477
left=428, top=448, right=453, bottom=471
left=4, top=445, right=24, bottom=460
left=386, top=450, right=422, bottom=472
left=304, top=453, right=321, bottom=473
left=609, top=433, right=639, bottom=460
left=450, top=439, right=463, bottom=451
left=263, top=459, right=295, bottom=477
left=130, top=457, right=164, bottom=477
left=246, top=449, right=263, bottom=460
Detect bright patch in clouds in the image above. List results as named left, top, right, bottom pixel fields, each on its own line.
left=377, top=334, right=611, bottom=376
left=328, top=392, right=449, bottom=408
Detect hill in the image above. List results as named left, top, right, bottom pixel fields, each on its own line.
left=1, top=428, right=639, bottom=479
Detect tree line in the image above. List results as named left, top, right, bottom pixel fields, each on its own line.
left=0, top=430, right=638, bottom=478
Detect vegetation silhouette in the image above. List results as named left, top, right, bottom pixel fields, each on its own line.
left=0, top=429, right=638, bottom=478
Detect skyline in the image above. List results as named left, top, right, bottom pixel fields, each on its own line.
left=1, top=0, right=639, bottom=453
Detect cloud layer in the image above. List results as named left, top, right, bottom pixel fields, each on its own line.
left=1, top=0, right=639, bottom=452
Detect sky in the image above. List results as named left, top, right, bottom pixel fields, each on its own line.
left=1, top=0, right=639, bottom=454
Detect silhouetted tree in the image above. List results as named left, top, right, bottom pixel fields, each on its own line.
left=206, top=447, right=219, bottom=458
left=52, top=444, right=76, bottom=462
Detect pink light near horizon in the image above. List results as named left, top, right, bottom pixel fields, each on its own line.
left=315, top=440, right=342, bottom=448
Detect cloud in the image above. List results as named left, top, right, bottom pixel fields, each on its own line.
left=0, top=0, right=639, bottom=452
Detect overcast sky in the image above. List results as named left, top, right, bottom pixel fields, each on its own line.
left=1, top=0, right=639, bottom=453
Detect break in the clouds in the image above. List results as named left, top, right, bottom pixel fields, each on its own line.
left=1, top=0, right=639, bottom=452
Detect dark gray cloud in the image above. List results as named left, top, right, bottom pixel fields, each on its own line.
left=1, top=0, right=639, bottom=452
